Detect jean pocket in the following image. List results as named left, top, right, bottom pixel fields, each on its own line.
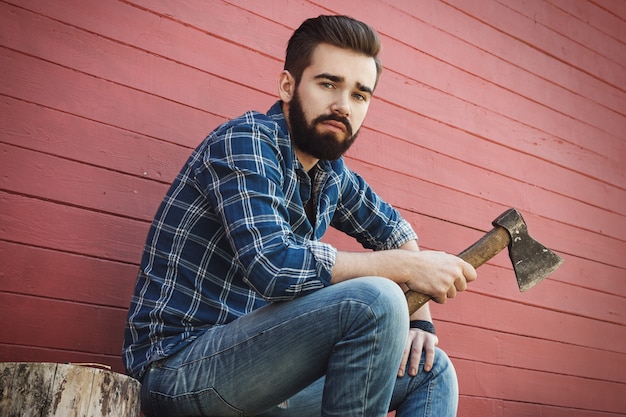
left=149, top=387, right=243, bottom=417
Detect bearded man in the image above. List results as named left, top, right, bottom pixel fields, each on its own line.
left=123, top=15, right=475, bottom=417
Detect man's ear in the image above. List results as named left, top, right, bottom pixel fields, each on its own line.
left=278, top=70, right=296, bottom=103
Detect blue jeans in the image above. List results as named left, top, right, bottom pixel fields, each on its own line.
left=140, top=277, right=458, bottom=417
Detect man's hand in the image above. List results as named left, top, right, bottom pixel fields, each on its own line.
left=398, top=328, right=439, bottom=377
left=402, top=250, right=477, bottom=304
left=331, top=248, right=476, bottom=304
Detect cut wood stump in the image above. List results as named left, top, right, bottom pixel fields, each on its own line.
left=0, top=362, right=141, bottom=417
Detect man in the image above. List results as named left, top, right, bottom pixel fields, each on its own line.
left=123, top=15, right=476, bottom=417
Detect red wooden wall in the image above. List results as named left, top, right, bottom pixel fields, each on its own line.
left=1, top=0, right=624, bottom=415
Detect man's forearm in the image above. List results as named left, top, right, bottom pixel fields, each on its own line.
left=330, top=239, right=434, bottom=321
left=330, top=249, right=409, bottom=284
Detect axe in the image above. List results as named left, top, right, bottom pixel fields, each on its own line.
left=406, top=208, right=564, bottom=314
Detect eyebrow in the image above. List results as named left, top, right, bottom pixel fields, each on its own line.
left=314, top=73, right=374, bottom=96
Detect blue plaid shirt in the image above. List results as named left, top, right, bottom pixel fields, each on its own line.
left=123, top=101, right=417, bottom=379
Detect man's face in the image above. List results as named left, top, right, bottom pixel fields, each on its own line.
left=284, top=43, right=377, bottom=161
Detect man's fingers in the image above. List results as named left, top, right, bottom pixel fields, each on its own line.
left=462, top=260, right=478, bottom=283
left=446, top=259, right=475, bottom=300
left=455, top=276, right=467, bottom=292
left=408, top=331, right=425, bottom=376
left=446, top=285, right=457, bottom=299
left=397, top=339, right=412, bottom=377
left=422, top=341, right=436, bottom=373
left=432, top=293, right=447, bottom=304
left=407, top=330, right=439, bottom=375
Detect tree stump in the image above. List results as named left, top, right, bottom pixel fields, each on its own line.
left=0, top=362, right=141, bottom=417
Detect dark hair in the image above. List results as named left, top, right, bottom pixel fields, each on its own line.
left=285, top=15, right=382, bottom=88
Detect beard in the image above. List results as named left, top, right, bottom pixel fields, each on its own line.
left=287, top=91, right=359, bottom=161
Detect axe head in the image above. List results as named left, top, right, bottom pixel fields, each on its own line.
left=493, top=209, right=564, bottom=292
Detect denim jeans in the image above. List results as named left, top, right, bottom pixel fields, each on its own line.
left=140, top=277, right=458, bottom=417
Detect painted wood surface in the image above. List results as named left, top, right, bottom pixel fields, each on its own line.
left=0, top=1, right=624, bottom=415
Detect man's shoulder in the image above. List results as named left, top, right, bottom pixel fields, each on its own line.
left=219, top=102, right=286, bottom=136
left=193, top=103, right=292, bottom=166
left=202, top=110, right=285, bottom=153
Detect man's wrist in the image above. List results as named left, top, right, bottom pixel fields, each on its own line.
left=409, top=320, right=436, bottom=335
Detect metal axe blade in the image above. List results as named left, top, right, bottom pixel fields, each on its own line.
left=492, top=209, right=564, bottom=292
left=405, top=208, right=564, bottom=314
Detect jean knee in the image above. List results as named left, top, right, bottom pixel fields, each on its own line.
left=341, top=276, right=409, bottom=330
left=432, top=348, right=459, bottom=392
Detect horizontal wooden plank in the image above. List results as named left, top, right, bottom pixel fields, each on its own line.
left=0, top=143, right=168, bottom=221
left=458, top=395, right=622, bottom=417
left=384, top=0, right=626, bottom=113
left=0, top=1, right=276, bottom=123
left=0, top=344, right=126, bottom=375
left=0, top=241, right=137, bottom=308
left=0, top=48, right=267, bottom=149
left=551, top=0, right=626, bottom=41
left=444, top=0, right=625, bottom=88
left=429, top=290, right=625, bottom=354
left=454, top=357, right=626, bottom=413
left=438, top=321, right=626, bottom=384
left=434, top=260, right=626, bottom=327
left=115, top=0, right=296, bottom=66
left=498, top=0, right=626, bottom=68
left=369, top=69, right=625, bottom=190
left=0, top=293, right=127, bottom=356
left=377, top=33, right=626, bottom=147
left=0, top=96, right=192, bottom=183
left=593, top=0, right=626, bottom=20
left=1, top=192, right=147, bottom=264
left=357, top=114, right=624, bottom=229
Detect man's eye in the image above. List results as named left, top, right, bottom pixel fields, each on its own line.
left=353, top=93, right=367, bottom=102
left=321, top=82, right=335, bottom=89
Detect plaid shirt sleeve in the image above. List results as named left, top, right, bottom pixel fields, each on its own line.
left=196, top=117, right=335, bottom=300
left=330, top=163, right=418, bottom=251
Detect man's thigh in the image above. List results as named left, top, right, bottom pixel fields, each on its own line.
left=256, top=377, right=324, bottom=417
left=141, top=277, right=402, bottom=416
left=259, top=347, right=458, bottom=417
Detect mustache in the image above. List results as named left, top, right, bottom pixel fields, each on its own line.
left=313, top=114, right=353, bottom=136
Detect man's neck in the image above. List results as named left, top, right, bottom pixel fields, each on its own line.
left=295, top=148, right=319, bottom=172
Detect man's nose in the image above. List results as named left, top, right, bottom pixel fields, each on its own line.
left=331, top=94, right=350, bottom=117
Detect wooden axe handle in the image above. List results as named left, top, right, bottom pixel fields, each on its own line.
left=405, top=226, right=511, bottom=314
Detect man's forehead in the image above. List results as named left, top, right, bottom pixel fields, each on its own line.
left=307, top=43, right=377, bottom=91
